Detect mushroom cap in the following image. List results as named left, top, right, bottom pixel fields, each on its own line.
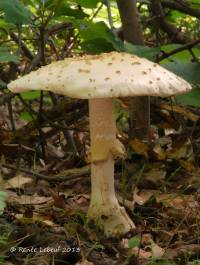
left=8, top=52, right=192, bottom=98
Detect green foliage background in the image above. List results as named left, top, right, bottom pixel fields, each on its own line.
left=0, top=0, right=199, bottom=106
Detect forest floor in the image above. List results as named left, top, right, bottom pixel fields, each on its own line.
left=1, top=97, right=200, bottom=265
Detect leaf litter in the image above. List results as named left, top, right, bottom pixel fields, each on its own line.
left=1, top=98, right=200, bottom=265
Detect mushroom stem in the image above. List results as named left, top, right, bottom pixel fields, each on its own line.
left=88, top=98, right=135, bottom=237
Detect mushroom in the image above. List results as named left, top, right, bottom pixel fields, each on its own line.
left=8, top=52, right=192, bottom=237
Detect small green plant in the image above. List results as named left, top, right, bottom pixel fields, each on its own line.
left=0, top=224, right=10, bottom=265
left=192, top=261, right=200, bottom=265
left=0, top=191, right=7, bottom=214
left=128, top=236, right=140, bottom=248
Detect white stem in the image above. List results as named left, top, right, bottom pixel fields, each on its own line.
left=87, top=98, right=135, bottom=237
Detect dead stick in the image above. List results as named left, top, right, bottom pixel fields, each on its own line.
left=1, top=163, right=90, bottom=182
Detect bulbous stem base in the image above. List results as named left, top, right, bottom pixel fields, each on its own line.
left=88, top=98, right=135, bottom=237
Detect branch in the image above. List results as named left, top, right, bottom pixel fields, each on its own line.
left=162, top=0, right=200, bottom=19
left=1, top=162, right=90, bottom=182
left=105, top=0, right=115, bottom=31
left=45, top=22, right=72, bottom=36
left=10, top=32, right=34, bottom=60
left=2, top=99, right=87, bottom=145
left=157, top=38, right=200, bottom=62
left=150, top=0, right=191, bottom=44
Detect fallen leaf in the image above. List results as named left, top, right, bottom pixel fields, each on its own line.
left=141, top=233, right=153, bottom=244
left=166, top=137, right=194, bottom=161
left=41, top=219, right=56, bottom=226
left=129, top=138, right=148, bottom=157
left=137, top=248, right=152, bottom=259
left=179, top=160, right=198, bottom=173
left=120, top=238, right=152, bottom=259
left=3, top=174, right=33, bottom=189
left=152, top=143, right=166, bottom=160
left=141, top=234, right=164, bottom=258
left=7, top=191, right=52, bottom=205
left=156, top=193, right=198, bottom=210
left=14, top=212, right=57, bottom=227
left=133, top=188, right=155, bottom=206
left=160, top=104, right=199, bottom=122
left=151, top=240, right=164, bottom=258
left=143, top=164, right=166, bottom=185
left=50, top=191, right=66, bottom=209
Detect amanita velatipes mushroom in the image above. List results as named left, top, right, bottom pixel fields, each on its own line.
left=8, top=52, right=192, bottom=237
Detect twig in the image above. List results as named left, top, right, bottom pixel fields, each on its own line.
left=38, top=90, right=46, bottom=159
left=1, top=162, right=90, bottom=182
left=164, top=210, right=191, bottom=250
left=150, top=0, right=191, bottom=44
left=46, top=22, right=72, bottom=36
left=10, top=32, right=34, bottom=60
left=162, top=0, right=200, bottom=19
left=49, top=93, right=79, bottom=156
left=157, top=39, right=200, bottom=62
left=89, top=3, right=103, bottom=21
left=105, top=0, right=115, bottom=31
left=7, top=97, right=16, bottom=132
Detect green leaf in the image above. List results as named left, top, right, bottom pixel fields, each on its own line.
left=176, top=86, right=200, bottom=107
left=20, top=111, right=34, bottom=121
left=43, top=0, right=88, bottom=18
left=166, top=10, right=186, bottom=23
left=0, top=191, right=7, bottom=215
left=0, top=18, right=12, bottom=33
left=191, top=261, right=200, bottom=265
left=190, top=0, right=200, bottom=9
left=75, top=0, right=100, bottom=8
left=164, top=62, right=200, bottom=84
left=0, top=0, right=32, bottom=25
left=0, top=80, right=7, bottom=89
left=128, top=236, right=140, bottom=248
left=124, top=42, right=160, bottom=61
left=0, top=47, right=20, bottom=63
left=81, top=38, right=114, bottom=53
left=54, top=2, right=88, bottom=18
left=164, top=62, right=200, bottom=107
left=21, top=91, right=41, bottom=100
left=71, top=19, right=124, bottom=52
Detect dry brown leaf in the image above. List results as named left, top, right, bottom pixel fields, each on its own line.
left=179, top=160, right=198, bottom=173
left=141, top=233, right=153, bottom=244
left=151, top=240, right=164, bottom=258
left=7, top=191, right=52, bottom=205
left=138, top=248, right=152, bottom=259
left=133, top=188, right=155, bottom=206
left=32, top=213, right=57, bottom=227
left=129, top=138, right=148, bottom=157
left=156, top=193, right=198, bottom=210
left=14, top=212, right=57, bottom=227
left=141, top=235, right=164, bottom=258
left=120, top=238, right=152, bottom=259
left=152, top=143, right=166, bottom=160
left=41, top=219, right=56, bottom=226
left=160, top=104, right=199, bottom=122
left=166, top=138, right=194, bottom=161
left=131, top=247, right=152, bottom=259
left=3, top=174, right=33, bottom=189
left=143, top=165, right=166, bottom=184
left=50, top=191, right=66, bottom=209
